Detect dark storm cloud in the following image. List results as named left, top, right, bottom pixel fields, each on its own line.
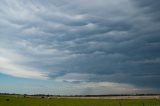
left=133, top=0, right=160, bottom=21
left=0, top=0, right=160, bottom=90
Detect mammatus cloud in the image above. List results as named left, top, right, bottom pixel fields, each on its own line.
left=0, top=0, right=160, bottom=94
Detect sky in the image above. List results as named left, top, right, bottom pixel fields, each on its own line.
left=0, top=0, right=160, bottom=95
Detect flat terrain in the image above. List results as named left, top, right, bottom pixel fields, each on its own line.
left=0, top=95, right=160, bottom=106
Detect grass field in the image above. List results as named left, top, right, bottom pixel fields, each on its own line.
left=0, top=95, right=160, bottom=106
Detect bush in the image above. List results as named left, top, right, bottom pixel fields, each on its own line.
left=41, top=96, right=45, bottom=99
left=6, top=99, right=10, bottom=101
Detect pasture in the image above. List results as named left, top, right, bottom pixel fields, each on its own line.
left=0, top=95, right=160, bottom=106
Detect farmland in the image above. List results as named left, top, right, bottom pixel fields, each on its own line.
left=0, top=95, right=160, bottom=106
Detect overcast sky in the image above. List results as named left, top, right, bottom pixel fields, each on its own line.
left=0, top=0, right=160, bottom=95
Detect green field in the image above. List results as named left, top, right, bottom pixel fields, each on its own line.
left=0, top=95, right=160, bottom=106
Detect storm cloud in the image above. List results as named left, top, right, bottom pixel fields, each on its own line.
left=0, top=0, right=160, bottom=93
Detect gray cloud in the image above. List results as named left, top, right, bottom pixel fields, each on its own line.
left=0, top=0, right=160, bottom=92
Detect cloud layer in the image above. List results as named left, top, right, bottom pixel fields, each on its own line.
left=0, top=0, right=160, bottom=93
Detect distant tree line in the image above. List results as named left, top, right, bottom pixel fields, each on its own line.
left=0, top=93, right=160, bottom=97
